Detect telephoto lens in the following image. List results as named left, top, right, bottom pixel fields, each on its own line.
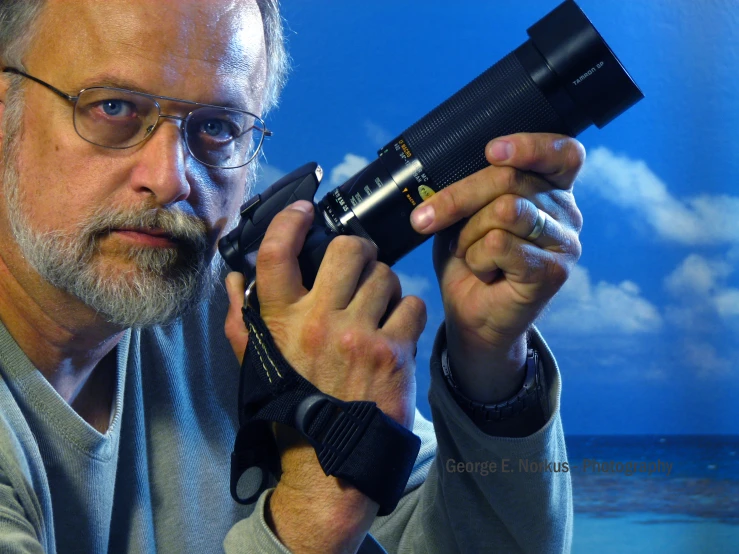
left=219, top=0, right=643, bottom=289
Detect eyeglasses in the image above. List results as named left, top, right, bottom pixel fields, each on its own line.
left=2, top=67, right=272, bottom=169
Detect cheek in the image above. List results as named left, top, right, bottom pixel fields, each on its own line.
left=16, top=142, right=122, bottom=233
left=192, top=166, right=248, bottom=237
left=218, top=179, right=248, bottom=237
left=11, top=104, right=114, bottom=228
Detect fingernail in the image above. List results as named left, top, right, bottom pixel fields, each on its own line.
left=291, top=200, right=314, bottom=214
left=411, top=205, right=435, bottom=232
left=488, top=140, right=513, bottom=162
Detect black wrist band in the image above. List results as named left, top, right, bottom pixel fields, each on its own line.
left=230, top=304, right=421, bottom=516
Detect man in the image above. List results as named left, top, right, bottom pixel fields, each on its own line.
left=0, top=0, right=583, bottom=552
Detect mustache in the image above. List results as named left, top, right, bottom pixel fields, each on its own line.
left=82, top=205, right=210, bottom=253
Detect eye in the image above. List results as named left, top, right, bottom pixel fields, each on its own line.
left=98, top=99, right=137, bottom=118
left=199, top=118, right=235, bottom=140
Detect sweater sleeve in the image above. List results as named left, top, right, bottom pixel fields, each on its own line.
left=0, top=382, right=54, bottom=554
left=368, top=322, right=573, bottom=554
left=0, top=469, right=46, bottom=554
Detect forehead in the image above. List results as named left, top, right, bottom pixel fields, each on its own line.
left=26, top=0, right=266, bottom=109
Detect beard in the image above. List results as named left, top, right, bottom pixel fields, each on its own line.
left=1, top=98, right=227, bottom=328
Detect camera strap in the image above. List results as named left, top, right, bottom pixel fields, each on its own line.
left=230, top=303, right=421, bottom=516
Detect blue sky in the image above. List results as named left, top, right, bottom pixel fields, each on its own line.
left=252, top=0, right=739, bottom=434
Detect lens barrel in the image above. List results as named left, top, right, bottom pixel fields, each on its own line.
left=315, top=0, right=642, bottom=273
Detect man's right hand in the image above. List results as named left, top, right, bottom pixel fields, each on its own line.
left=224, top=200, right=427, bottom=553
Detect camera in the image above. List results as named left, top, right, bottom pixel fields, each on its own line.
left=219, top=0, right=643, bottom=290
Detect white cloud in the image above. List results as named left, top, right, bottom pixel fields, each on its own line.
left=683, top=341, right=732, bottom=378
left=329, top=153, right=370, bottom=186
left=312, top=153, right=371, bottom=204
left=397, top=272, right=433, bottom=298
left=664, top=253, right=739, bottom=321
left=715, top=289, right=739, bottom=317
left=540, top=265, right=663, bottom=334
left=579, top=147, right=739, bottom=245
left=364, top=121, right=392, bottom=148
left=664, top=254, right=733, bottom=296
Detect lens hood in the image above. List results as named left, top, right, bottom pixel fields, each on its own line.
left=526, top=0, right=643, bottom=129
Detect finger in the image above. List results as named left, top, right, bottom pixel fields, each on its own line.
left=311, top=235, right=378, bottom=310
left=410, top=165, right=536, bottom=235
left=224, top=271, right=250, bottom=363
left=348, top=261, right=402, bottom=327
left=464, top=228, right=579, bottom=289
left=454, top=194, right=564, bottom=257
left=381, top=295, right=427, bottom=346
left=486, top=133, right=586, bottom=190
left=255, top=200, right=315, bottom=307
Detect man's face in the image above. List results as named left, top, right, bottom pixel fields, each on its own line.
left=0, top=0, right=267, bottom=327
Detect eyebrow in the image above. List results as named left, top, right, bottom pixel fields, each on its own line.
left=74, top=73, right=248, bottom=111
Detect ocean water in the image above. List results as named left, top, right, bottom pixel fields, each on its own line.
left=567, top=435, right=739, bottom=553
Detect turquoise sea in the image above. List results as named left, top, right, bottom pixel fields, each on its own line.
left=567, top=436, right=739, bottom=553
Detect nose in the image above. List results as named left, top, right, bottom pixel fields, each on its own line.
left=128, top=116, right=190, bottom=205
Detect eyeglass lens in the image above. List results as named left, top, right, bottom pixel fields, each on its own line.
left=73, top=88, right=264, bottom=168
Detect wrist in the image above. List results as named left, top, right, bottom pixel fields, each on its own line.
left=445, top=322, right=528, bottom=404
left=442, top=339, right=550, bottom=437
left=268, top=426, right=378, bottom=553
left=268, top=477, right=377, bottom=554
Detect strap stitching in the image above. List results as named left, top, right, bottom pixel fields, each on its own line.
left=247, top=321, right=276, bottom=384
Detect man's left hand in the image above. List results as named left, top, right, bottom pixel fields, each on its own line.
left=410, top=133, right=584, bottom=405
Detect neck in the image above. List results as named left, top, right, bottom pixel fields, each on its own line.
left=0, top=245, right=125, bottom=431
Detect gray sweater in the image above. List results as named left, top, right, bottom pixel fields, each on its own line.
left=0, top=282, right=572, bottom=553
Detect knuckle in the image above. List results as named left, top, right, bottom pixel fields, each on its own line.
left=564, top=138, right=587, bottom=171
left=329, top=234, right=357, bottom=253
left=406, top=295, right=427, bottom=324
left=545, top=260, right=570, bottom=290
left=464, top=243, right=487, bottom=273
left=329, top=235, right=371, bottom=259
left=498, top=166, right=519, bottom=191
left=570, top=234, right=583, bottom=261
left=440, top=187, right=465, bottom=220
left=484, top=228, right=510, bottom=254
left=375, top=262, right=396, bottom=285
left=338, top=328, right=364, bottom=355
left=517, top=134, right=539, bottom=164
left=298, top=316, right=327, bottom=354
left=571, top=201, right=584, bottom=233
left=371, top=340, right=400, bottom=369
left=493, top=195, right=524, bottom=227
left=256, top=239, right=284, bottom=268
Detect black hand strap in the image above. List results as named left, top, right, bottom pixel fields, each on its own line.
left=230, top=304, right=421, bottom=516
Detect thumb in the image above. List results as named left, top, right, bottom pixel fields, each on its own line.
left=224, top=271, right=250, bottom=364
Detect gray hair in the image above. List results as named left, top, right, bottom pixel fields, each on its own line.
left=0, top=0, right=289, bottom=114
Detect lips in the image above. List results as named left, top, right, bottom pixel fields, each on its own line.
left=112, top=228, right=179, bottom=247
left=118, top=227, right=174, bottom=238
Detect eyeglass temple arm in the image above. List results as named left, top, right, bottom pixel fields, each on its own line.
left=2, top=67, right=78, bottom=103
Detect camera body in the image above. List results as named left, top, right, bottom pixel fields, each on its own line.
left=218, top=162, right=336, bottom=289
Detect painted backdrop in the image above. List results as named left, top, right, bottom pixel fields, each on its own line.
left=251, top=1, right=739, bottom=551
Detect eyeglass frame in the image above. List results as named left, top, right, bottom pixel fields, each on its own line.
left=2, top=67, right=272, bottom=169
